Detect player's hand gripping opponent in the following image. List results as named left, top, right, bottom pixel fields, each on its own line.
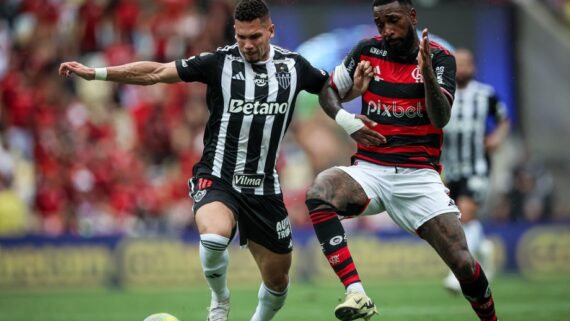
left=335, top=61, right=386, bottom=146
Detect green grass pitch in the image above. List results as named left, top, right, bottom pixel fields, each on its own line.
left=1, top=275, right=568, bottom=321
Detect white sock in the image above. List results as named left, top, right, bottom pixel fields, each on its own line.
left=463, top=220, right=484, bottom=254
left=478, top=238, right=495, bottom=280
left=200, top=233, right=230, bottom=302
left=250, top=282, right=288, bottom=321
left=346, top=282, right=366, bottom=294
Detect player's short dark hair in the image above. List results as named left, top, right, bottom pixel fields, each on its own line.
left=373, top=0, right=413, bottom=8
left=234, top=0, right=270, bottom=22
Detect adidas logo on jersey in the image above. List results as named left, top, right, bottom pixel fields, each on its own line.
left=232, top=71, right=245, bottom=80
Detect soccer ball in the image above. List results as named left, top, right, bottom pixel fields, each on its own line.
left=143, top=313, right=180, bottom=321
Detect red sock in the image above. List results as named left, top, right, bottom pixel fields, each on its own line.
left=459, top=262, right=498, bottom=321
left=309, top=208, right=360, bottom=287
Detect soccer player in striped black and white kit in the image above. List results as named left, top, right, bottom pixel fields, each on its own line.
left=59, top=1, right=381, bottom=320
left=441, top=48, right=510, bottom=294
left=306, top=1, right=500, bottom=321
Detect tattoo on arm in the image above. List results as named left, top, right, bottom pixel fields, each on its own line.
left=423, top=69, right=451, bottom=128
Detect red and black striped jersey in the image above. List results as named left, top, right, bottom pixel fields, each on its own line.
left=331, top=36, right=456, bottom=172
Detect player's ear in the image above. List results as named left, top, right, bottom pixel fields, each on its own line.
left=269, top=24, right=275, bottom=38
left=409, top=8, right=417, bottom=26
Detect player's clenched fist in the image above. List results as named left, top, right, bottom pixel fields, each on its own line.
left=59, top=61, right=95, bottom=80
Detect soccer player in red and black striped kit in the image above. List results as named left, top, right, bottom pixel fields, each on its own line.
left=308, top=1, right=499, bottom=321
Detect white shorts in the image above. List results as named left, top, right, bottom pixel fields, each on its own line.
left=337, top=160, right=460, bottom=234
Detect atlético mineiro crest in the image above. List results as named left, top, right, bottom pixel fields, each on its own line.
left=276, top=71, right=291, bottom=89
left=192, top=190, right=207, bottom=202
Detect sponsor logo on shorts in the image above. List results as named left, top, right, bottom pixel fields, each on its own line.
left=193, top=190, right=207, bottom=202
left=190, top=177, right=212, bottom=202
left=233, top=173, right=265, bottom=188
left=276, top=218, right=291, bottom=240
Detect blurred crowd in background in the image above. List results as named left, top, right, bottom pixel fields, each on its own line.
left=542, top=0, right=570, bottom=25
left=0, top=0, right=557, bottom=237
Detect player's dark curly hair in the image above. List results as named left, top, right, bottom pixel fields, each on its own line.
left=234, top=0, right=270, bottom=22
left=373, top=0, right=413, bottom=7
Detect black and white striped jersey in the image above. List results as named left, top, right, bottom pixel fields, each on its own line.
left=442, top=80, right=509, bottom=181
left=175, top=44, right=328, bottom=195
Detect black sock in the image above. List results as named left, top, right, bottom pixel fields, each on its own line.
left=308, top=207, right=361, bottom=287
left=459, top=262, right=497, bottom=321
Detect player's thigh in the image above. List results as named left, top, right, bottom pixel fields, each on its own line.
left=190, top=177, right=238, bottom=237
left=195, top=201, right=236, bottom=237
left=312, top=165, right=385, bottom=216
left=417, top=212, right=473, bottom=272
left=387, top=168, right=459, bottom=233
left=239, top=194, right=293, bottom=254
left=248, top=239, right=291, bottom=291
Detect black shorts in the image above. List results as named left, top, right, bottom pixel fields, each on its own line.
left=188, top=175, right=293, bottom=254
left=447, top=176, right=489, bottom=205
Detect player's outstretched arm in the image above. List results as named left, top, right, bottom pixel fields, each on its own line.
left=59, top=61, right=182, bottom=85
left=417, top=28, right=451, bottom=128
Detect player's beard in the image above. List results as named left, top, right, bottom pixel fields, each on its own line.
left=242, top=43, right=270, bottom=63
left=387, top=26, right=416, bottom=57
left=243, top=49, right=265, bottom=63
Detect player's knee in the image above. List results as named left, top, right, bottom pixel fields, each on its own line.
left=305, top=186, right=334, bottom=211
left=264, top=272, right=289, bottom=292
left=306, top=180, right=328, bottom=202
left=305, top=171, right=338, bottom=209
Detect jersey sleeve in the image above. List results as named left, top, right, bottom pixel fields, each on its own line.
left=330, top=40, right=367, bottom=99
left=432, top=51, right=456, bottom=104
left=175, top=52, right=219, bottom=84
left=296, top=55, right=329, bottom=94
left=488, top=94, right=509, bottom=122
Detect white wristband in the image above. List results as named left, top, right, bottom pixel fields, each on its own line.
left=335, top=109, right=364, bottom=135
left=94, top=67, right=107, bottom=80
